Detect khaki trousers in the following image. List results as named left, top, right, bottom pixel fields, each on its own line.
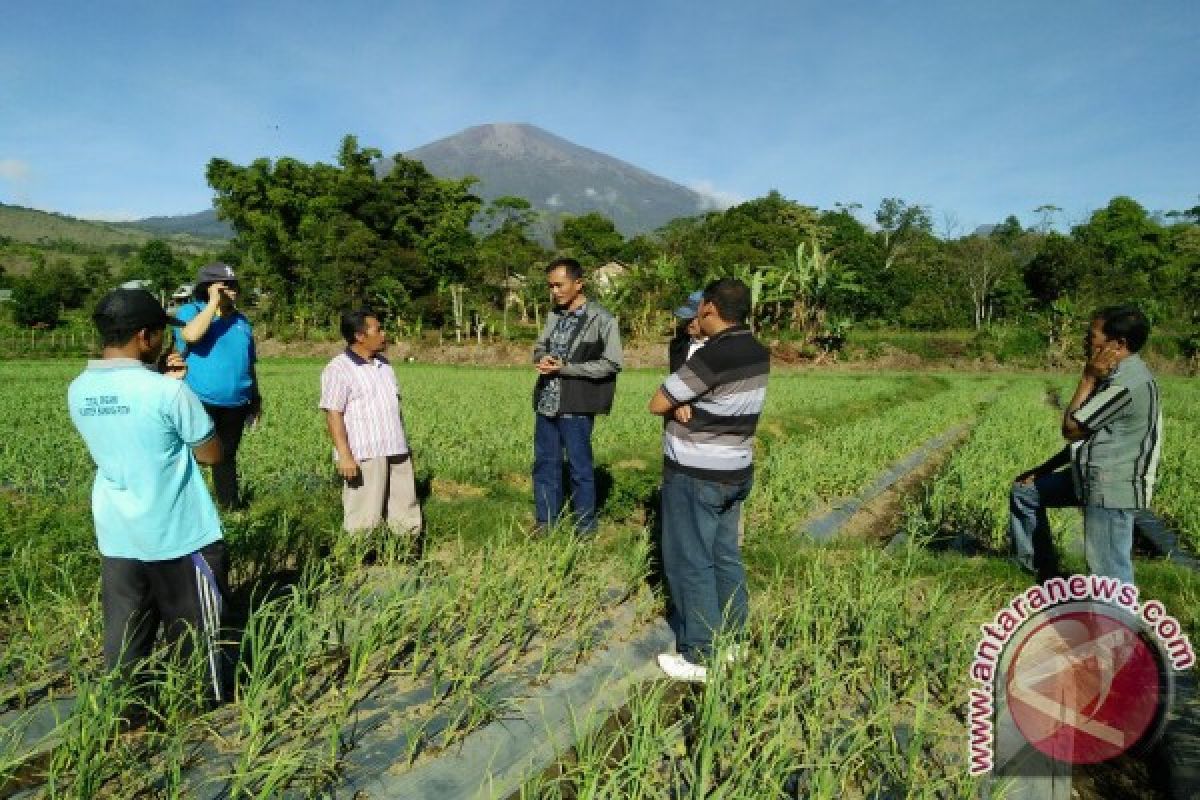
left=343, top=453, right=422, bottom=535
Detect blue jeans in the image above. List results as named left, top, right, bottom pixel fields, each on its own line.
left=660, top=468, right=751, bottom=662
left=533, top=414, right=597, bottom=532
left=1008, top=469, right=1135, bottom=584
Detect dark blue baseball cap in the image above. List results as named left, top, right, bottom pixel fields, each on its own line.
left=673, top=290, right=705, bottom=320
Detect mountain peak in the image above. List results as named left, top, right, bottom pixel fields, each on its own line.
left=405, top=123, right=709, bottom=235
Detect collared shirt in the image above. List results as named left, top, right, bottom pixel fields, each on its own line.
left=1070, top=353, right=1162, bottom=508
left=67, top=358, right=222, bottom=560
left=660, top=326, right=770, bottom=483
left=319, top=349, right=409, bottom=461
left=535, top=302, right=587, bottom=416
left=176, top=301, right=256, bottom=407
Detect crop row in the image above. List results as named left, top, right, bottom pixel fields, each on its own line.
left=5, top=360, right=1195, bottom=796
left=900, top=375, right=1200, bottom=555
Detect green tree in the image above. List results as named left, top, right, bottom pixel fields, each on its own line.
left=1072, top=196, right=1168, bottom=306
left=657, top=214, right=717, bottom=281
left=949, top=235, right=1019, bottom=328
left=618, top=234, right=659, bottom=266
left=1024, top=233, right=1090, bottom=307
left=10, top=276, right=61, bottom=327
left=706, top=191, right=824, bottom=268
left=818, top=207, right=886, bottom=319
left=479, top=195, right=536, bottom=235
left=875, top=197, right=933, bottom=271
left=43, top=259, right=89, bottom=309
left=81, top=254, right=112, bottom=293
left=893, top=235, right=962, bottom=328
left=207, top=134, right=481, bottom=320
left=598, top=253, right=688, bottom=339
left=1033, top=204, right=1063, bottom=233
left=476, top=198, right=549, bottom=327
left=134, top=239, right=184, bottom=296
left=554, top=212, right=625, bottom=267
left=1163, top=223, right=1200, bottom=327
left=783, top=241, right=862, bottom=340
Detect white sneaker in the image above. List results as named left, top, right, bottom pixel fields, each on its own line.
left=657, top=652, right=707, bottom=683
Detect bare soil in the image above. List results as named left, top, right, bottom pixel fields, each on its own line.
left=833, top=430, right=969, bottom=543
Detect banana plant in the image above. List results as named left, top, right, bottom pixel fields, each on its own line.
left=730, top=264, right=769, bottom=333
left=786, top=241, right=862, bottom=341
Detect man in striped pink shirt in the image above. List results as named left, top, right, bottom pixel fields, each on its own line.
left=319, top=309, right=422, bottom=537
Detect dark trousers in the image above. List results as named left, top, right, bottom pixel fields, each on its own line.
left=101, top=540, right=230, bottom=703
left=532, top=413, right=597, bottom=532
left=203, top=403, right=250, bottom=510
left=660, top=468, right=752, bottom=662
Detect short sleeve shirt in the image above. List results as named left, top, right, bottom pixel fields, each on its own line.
left=1070, top=354, right=1162, bottom=508
left=319, top=350, right=410, bottom=461
left=67, top=359, right=222, bottom=560
left=175, top=302, right=256, bottom=407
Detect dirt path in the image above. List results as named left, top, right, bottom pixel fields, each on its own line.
left=835, top=428, right=968, bottom=543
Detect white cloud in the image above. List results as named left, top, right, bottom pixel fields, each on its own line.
left=689, top=179, right=745, bottom=212
left=584, top=187, right=597, bottom=197
left=546, top=193, right=562, bottom=207
left=0, top=158, right=31, bottom=182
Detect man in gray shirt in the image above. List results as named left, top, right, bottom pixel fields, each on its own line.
left=1009, top=305, right=1161, bottom=584
left=531, top=258, right=623, bottom=535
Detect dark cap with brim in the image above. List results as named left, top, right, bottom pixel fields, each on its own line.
left=93, top=288, right=182, bottom=335
left=194, top=262, right=238, bottom=284
left=673, top=290, right=705, bottom=320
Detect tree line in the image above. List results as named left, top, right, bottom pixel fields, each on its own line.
left=3, top=134, right=1197, bottom=355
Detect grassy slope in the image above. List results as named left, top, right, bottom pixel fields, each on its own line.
left=0, top=204, right=152, bottom=248
left=0, top=205, right=224, bottom=277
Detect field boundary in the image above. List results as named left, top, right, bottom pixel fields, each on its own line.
left=801, top=421, right=972, bottom=543
left=336, top=613, right=673, bottom=799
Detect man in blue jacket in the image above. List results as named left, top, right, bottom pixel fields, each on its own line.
left=531, top=258, right=623, bottom=536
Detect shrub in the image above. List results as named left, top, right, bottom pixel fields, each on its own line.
left=10, top=278, right=61, bottom=328
left=994, top=326, right=1047, bottom=363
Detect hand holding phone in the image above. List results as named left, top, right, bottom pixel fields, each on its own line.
left=161, top=352, right=187, bottom=380
left=536, top=355, right=563, bottom=375
left=1085, top=341, right=1122, bottom=380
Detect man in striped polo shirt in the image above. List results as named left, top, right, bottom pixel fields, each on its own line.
left=1009, top=305, right=1162, bottom=585
left=648, top=278, right=769, bottom=682
left=320, top=309, right=422, bottom=539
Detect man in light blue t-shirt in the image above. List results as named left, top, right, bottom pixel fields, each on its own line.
left=68, top=288, right=228, bottom=704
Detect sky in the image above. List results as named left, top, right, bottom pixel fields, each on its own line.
left=2, top=0, right=1197, bottom=233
